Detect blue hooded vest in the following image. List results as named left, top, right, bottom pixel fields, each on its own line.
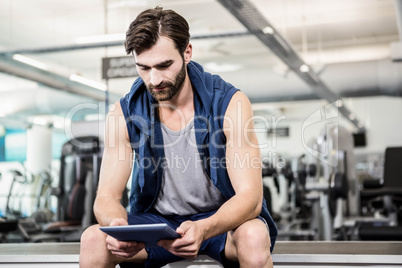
left=120, top=61, right=277, bottom=251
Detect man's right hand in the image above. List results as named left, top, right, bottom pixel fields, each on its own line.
left=105, top=218, right=145, bottom=259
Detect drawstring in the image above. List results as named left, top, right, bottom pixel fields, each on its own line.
left=138, top=132, right=146, bottom=193
left=206, top=114, right=217, bottom=187
left=210, top=149, right=218, bottom=187
left=138, top=101, right=156, bottom=193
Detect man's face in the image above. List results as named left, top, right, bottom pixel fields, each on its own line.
left=134, top=36, right=190, bottom=102
left=146, top=59, right=185, bottom=102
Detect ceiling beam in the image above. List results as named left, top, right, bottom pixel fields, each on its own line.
left=217, top=0, right=365, bottom=133
left=0, top=55, right=119, bottom=102
left=0, top=31, right=250, bottom=56
left=394, top=0, right=402, bottom=39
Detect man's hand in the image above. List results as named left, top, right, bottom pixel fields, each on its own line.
left=158, top=220, right=204, bottom=259
left=105, top=218, right=145, bottom=258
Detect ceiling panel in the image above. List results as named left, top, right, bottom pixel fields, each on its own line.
left=0, top=0, right=400, bottom=129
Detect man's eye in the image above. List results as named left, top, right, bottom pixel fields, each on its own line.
left=157, top=65, right=170, bottom=70
left=139, top=66, right=150, bottom=71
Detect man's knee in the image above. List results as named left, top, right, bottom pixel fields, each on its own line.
left=234, top=219, right=270, bottom=244
left=233, top=219, right=272, bottom=267
left=80, top=225, right=110, bottom=267
left=81, top=225, right=103, bottom=248
left=80, top=225, right=148, bottom=268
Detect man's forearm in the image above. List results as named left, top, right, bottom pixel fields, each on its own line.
left=94, top=196, right=128, bottom=226
left=198, top=193, right=261, bottom=241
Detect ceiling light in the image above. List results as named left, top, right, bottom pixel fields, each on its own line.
left=262, top=26, right=274, bottom=35
left=69, top=74, right=107, bottom=91
left=0, top=75, right=38, bottom=92
left=75, top=33, right=125, bottom=44
left=12, top=54, right=48, bottom=70
left=52, top=120, right=64, bottom=129
left=108, top=1, right=147, bottom=9
left=32, top=117, right=48, bottom=126
left=108, top=0, right=213, bottom=9
left=299, top=64, right=310, bottom=73
left=85, top=113, right=105, bottom=121
left=204, top=62, right=242, bottom=73
left=335, top=100, right=343, bottom=107
left=51, top=115, right=68, bottom=129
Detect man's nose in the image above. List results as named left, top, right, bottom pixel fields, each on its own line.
left=150, top=69, right=163, bottom=87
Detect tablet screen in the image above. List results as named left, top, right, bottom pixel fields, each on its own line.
left=100, top=223, right=180, bottom=248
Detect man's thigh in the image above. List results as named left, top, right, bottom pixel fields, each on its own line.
left=128, top=212, right=176, bottom=226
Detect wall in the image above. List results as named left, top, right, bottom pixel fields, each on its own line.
left=254, top=96, right=402, bottom=161
left=345, top=96, right=402, bottom=154
left=255, top=96, right=402, bottom=214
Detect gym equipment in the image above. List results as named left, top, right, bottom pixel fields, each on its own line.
left=358, top=147, right=402, bottom=240
left=0, top=218, right=18, bottom=243
left=34, top=171, right=53, bottom=218
left=17, top=136, right=103, bottom=242
left=274, top=156, right=317, bottom=241
left=5, top=169, right=27, bottom=219
left=262, top=160, right=280, bottom=221
left=279, top=125, right=352, bottom=241
left=328, top=151, right=349, bottom=240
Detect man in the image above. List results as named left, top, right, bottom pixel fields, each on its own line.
left=80, top=6, right=277, bottom=268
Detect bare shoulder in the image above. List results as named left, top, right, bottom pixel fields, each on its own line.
left=107, top=101, right=124, bottom=117
left=230, top=90, right=250, bottom=103
left=105, top=101, right=130, bottom=144
left=226, top=91, right=252, bottom=116
left=225, top=91, right=253, bottom=120
left=223, top=91, right=255, bottom=142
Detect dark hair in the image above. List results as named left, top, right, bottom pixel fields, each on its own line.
left=124, top=6, right=190, bottom=55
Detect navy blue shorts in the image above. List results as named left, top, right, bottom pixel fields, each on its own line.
left=120, top=210, right=233, bottom=268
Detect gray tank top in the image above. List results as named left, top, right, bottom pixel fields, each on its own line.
left=153, top=120, right=225, bottom=215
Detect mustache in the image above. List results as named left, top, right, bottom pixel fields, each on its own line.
left=148, top=81, right=174, bottom=90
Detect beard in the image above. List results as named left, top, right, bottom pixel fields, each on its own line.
left=146, top=60, right=186, bottom=102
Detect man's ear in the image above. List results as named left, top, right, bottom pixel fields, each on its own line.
left=184, top=43, right=192, bottom=64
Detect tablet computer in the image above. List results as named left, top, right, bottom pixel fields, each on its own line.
left=100, top=223, right=180, bottom=248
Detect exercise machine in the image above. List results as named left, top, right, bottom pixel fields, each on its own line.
left=17, top=136, right=103, bottom=242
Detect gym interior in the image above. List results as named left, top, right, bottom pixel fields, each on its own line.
left=1, top=0, right=402, bottom=267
